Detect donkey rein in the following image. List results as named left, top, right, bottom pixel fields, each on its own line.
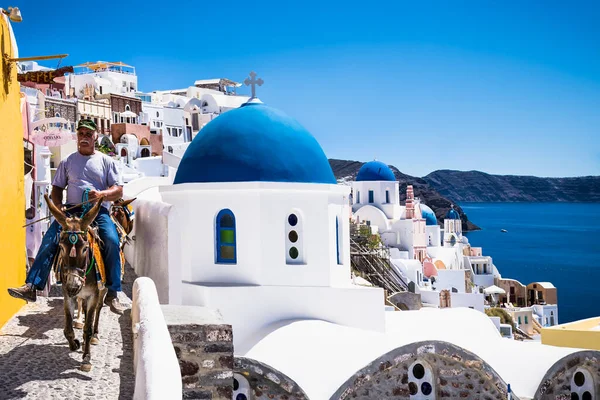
left=22, top=198, right=99, bottom=228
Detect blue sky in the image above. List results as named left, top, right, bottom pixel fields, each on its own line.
left=13, top=1, right=600, bottom=177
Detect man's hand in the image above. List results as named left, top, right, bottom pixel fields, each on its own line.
left=87, top=190, right=105, bottom=201
left=88, top=185, right=122, bottom=202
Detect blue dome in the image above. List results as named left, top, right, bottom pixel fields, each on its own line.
left=174, top=104, right=336, bottom=185
left=446, top=208, right=460, bottom=220
left=419, top=204, right=438, bottom=226
left=356, top=161, right=396, bottom=182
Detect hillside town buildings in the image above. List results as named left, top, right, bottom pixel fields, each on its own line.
left=10, top=49, right=599, bottom=398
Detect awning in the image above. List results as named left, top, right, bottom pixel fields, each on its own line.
left=484, top=285, right=506, bottom=295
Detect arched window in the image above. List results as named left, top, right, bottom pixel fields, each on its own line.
left=385, top=190, right=390, bottom=203
left=120, top=148, right=128, bottom=157
left=125, top=104, right=131, bottom=111
left=368, top=190, right=374, bottom=203
left=286, top=211, right=304, bottom=264
left=215, top=209, right=236, bottom=264
left=141, top=148, right=150, bottom=157
left=336, top=216, right=342, bottom=265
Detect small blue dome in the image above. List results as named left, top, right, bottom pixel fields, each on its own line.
left=446, top=208, right=460, bottom=220
left=174, top=104, right=336, bottom=185
left=420, top=204, right=438, bottom=226
left=356, top=161, right=396, bottom=182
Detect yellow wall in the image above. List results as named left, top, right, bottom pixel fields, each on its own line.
left=0, top=16, right=26, bottom=328
left=541, top=317, right=600, bottom=351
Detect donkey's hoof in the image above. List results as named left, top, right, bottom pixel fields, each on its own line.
left=74, top=320, right=84, bottom=330
left=80, top=363, right=92, bottom=372
left=90, top=335, right=100, bottom=345
left=69, top=339, right=81, bottom=351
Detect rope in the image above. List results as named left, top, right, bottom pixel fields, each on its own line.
left=21, top=197, right=99, bottom=228
left=81, top=188, right=92, bottom=217
left=85, top=257, right=95, bottom=279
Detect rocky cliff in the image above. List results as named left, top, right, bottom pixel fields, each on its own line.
left=423, top=170, right=600, bottom=203
left=329, top=159, right=480, bottom=231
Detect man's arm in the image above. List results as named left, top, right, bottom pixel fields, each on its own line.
left=89, top=185, right=123, bottom=202
left=51, top=185, right=65, bottom=210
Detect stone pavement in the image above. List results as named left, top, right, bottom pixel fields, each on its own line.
left=0, top=266, right=138, bottom=400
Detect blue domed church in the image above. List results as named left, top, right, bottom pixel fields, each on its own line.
left=156, top=101, right=385, bottom=353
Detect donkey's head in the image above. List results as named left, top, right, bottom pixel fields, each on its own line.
left=45, top=194, right=103, bottom=297
left=111, top=198, right=135, bottom=235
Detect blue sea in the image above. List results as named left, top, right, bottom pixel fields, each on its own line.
left=461, top=202, right=600, bottom=324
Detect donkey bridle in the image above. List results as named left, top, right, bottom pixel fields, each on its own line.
left=60, top=230, right=94, bottom=293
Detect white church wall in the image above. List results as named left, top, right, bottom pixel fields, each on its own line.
left=180, top=284, right=387, bottom=355
left=124, top=197, right=175, bottom=303
left=160, top=184, right=262, bottom=286
left=328, top=202, right=352, bottom=286
left=353, top=205, right=390, bottom=231
left=351, top=181, right=401, bottom=219
left=160, top=182, right=350, bottom=288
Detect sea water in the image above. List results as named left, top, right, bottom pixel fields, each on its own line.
left=461, top=202, right=600, bottom=324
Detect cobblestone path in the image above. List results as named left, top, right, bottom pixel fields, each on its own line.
left=0, top=266, right=137, bottom=400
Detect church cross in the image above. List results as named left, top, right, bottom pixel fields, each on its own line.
left=244, top=71, right=264, bottom=98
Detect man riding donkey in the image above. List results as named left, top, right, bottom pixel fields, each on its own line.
left=8, top=118, right=126, bottom=315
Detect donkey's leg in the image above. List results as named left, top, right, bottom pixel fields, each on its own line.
left=74, top=298, right=84, bottom=330
left=63, top=295, right=80, bottom=351
left=81, top=295, right=96, bottom=372
left=90, top=288, right=107, bottom=345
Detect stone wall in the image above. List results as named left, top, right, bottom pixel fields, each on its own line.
left=330, top=341, right=516, bottom=400
left=535, top=350, right=600, bottom=399
left=45, top=98, right=77, bottom=128
left=234, top=357, right=309, bottom=400
left=388, top=292, right=422, bottom=311
left=162, top=305, right=234, bottom=400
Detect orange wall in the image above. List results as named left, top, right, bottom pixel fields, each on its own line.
left=0, top=16, right=26, bottom=328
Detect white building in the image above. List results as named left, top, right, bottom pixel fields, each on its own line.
left=65, top=61, right=138, bottom=99
left=123, top=102, right=600, bottom=400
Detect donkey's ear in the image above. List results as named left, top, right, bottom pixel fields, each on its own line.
left=121, top=197, right=136, bottom=207
left=45, top=194, right=67, bottom=227
left=81, top=197, right=104, bottom=230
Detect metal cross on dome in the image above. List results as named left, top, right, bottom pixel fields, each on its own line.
left=244, top=71, right=264, bottom=98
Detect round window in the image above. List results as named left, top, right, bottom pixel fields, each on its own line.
left=582, top=392, right=592, bottom=400
left=288, top=231, right=298, bottom=243
left=236, top=394, right=247, bottom=400
left=571, top=394, right=579, bottom=400
left=288, top=214, right=298, bottom=226
left=412, top=363, right=425, bottom=379
left=421, top=382, right=432, bottom=395
left=233, top=378, right=239, bottom=391
left=408, top=382, right=418, bottom=395
left=574, top=371, right=585, bottom=387
left=289, top=247, right=299, bottom=259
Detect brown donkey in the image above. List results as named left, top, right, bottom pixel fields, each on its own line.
left=46, top=194, right=107, bottom=372
left=73, top=197, right=135, bottom=330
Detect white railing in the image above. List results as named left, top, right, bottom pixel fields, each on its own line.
left=132, top=277, right=182, bottom=400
